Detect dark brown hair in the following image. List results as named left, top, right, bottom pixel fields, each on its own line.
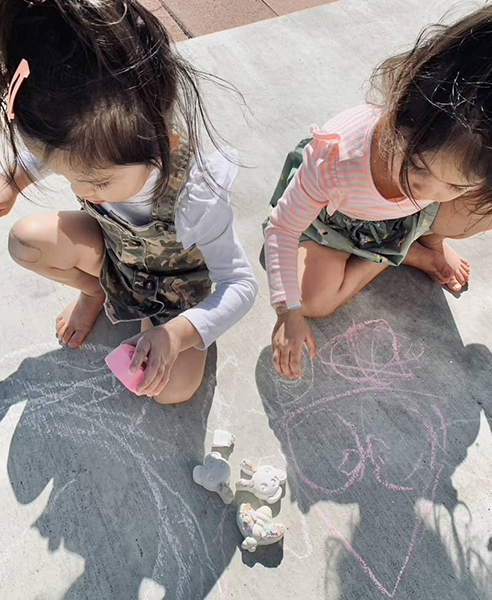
left=0, top=0, right=231, bottom=196
left=371, top=5, right=492, bottom=213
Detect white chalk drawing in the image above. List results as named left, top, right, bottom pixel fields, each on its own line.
left=0, top=342, right=235, bottom=600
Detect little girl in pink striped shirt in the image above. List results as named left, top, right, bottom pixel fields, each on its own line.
left=264, top=6, right=492, bottom=380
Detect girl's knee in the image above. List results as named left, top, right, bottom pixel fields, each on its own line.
left=302, top=301, right=330, bottom=319
left=152, top=377, right=202, bottom=406
left=302, top=292, right=337, bottom=318
left=8, top=217, right=44, bottom=267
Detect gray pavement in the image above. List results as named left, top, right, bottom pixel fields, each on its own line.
left=1, top=1, right=492, bottom=599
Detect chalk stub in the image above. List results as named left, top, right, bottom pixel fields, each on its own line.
left=212, top=429, right=236, bottom=448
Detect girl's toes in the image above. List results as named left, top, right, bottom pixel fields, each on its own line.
left=57, top=321, right=68, bottom=339
left=460, top=266, right=470, bottom=281
left=456, top=270, right=467, bottom=286
left=68, top=330, right=86, bottom=349
left=447, top=277, right=462, bottom=292
left=62, top=327, right=75, bottom=346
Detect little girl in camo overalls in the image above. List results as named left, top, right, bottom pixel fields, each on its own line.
left=0, top=0, right=257, bottom=403
left=264, top=6, right=492, bottom=380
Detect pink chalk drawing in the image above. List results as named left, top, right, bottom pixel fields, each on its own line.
left=320, top=319, right=423, bottom=386
left=281, top=320, right=448, bottom=598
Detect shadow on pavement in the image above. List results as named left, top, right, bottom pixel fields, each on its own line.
left=0, top=317, right=240, bottom=600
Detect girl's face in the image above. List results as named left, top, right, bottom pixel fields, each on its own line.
left=26, top=141, right=152, bottom=204
left=394, top=150, right=482, bottom=204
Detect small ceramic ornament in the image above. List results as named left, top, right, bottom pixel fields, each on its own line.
left=193, top=452, right=235, bottom=504
left=236, top=503, right=285, bottom=552
left=212, top=429, right=236, bottom=448
left=236, top=459, right=287, bottom=504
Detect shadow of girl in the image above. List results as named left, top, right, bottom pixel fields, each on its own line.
left=0, top=322, right=238, bottom=600
left=255, top=268, right=492, bottom=599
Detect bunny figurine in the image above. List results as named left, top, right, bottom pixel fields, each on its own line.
left=193, top=452, right=235, bottom=504
left=236, top=459, right=287, bottom=504
left=236, top=503, right=285, bottom=552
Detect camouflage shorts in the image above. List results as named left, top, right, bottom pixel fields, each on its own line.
left=101, top=248, right=212, bottom=325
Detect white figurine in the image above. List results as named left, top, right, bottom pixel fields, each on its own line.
left=193, top=452, right=235, bottom=504
left=212, top=429, right=236, bottom=448
left=236, top=459, right=287, bottom=504
left=236, top=503, right=285, bottom=552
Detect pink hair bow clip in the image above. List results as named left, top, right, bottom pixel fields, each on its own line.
left=7, top=59, right=30, bottom=122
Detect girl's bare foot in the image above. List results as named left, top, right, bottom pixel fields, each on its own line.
left=404, top=241, right=470, bottom=292
left=434, top=240, right=470, bottom=292
left=404, top=241, right=454, bottom=286
left=56, top=291, right=105, bottom=349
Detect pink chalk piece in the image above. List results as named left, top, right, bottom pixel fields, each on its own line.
left=105, top=344, right=146, bottom=393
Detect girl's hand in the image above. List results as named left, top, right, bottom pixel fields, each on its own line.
left=122, top=317, right=203, bottom=398
left=0, top=176, right=18, bottom=217
left=123, top=324, right=181, bottom=397
left=272, top=310, right=318, bottom=380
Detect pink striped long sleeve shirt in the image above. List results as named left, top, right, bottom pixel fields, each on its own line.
left=264, top=104, right=433, bottom=308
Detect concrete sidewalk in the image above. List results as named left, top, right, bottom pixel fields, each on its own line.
left=1, top=1, right=492, bottom=599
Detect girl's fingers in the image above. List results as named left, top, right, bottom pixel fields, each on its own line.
left=144, top=354, right=173, bottom=397
left=147, top=368, right=169, bottom=397
left=129, top=336, right=151, bottom=373
left=161, top=361, right=172, bottom=387
left=142, top=365, right=163, bottom=396
left=153, top=378, right=170, bottom=397
left=280, top=348, right=293, bottom=380
left=290, top=346, right=302, bottom=379
left=273, top=346, right=282, bottom=375
left=306, top=332, right=318, bottom=358
left=138, top=352, right=161, bottom=394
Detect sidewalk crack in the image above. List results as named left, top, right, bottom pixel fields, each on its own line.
left=159, top=1, right=194, bottom=39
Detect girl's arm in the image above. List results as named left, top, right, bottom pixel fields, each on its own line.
left=264, top=134, right=341, bottom=311
left=177, top=199, right=258, bottom=349
left=126, top=157, right=257, bottom=397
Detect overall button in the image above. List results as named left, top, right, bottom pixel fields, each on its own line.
left=144, top=279, right=156, bottom=291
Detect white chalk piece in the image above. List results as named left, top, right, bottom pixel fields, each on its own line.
left=193, top=452, right=235, bottom=504
left=236, top=459, right=287, bottom=504
left=212, top=429, right=236, bottom=448
left=236, top=503, right=285, bottom=553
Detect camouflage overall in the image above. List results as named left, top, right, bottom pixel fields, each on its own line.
left=79, top=141, right=212, bottom=325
